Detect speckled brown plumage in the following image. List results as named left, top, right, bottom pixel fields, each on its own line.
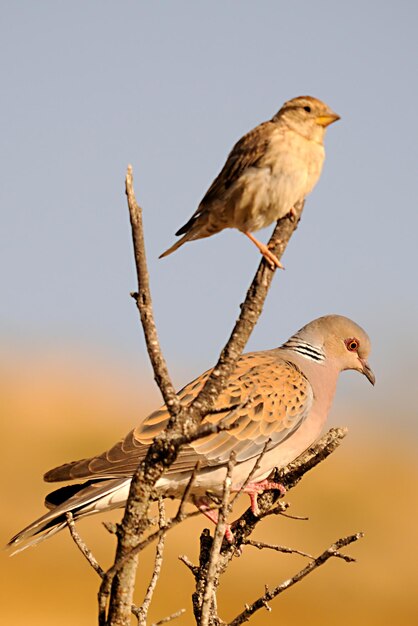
left=44, top=354, right=312, bottom=482
left=8, top=315, right=374, bottom=553
left=160, top=96, right=340, bottom=266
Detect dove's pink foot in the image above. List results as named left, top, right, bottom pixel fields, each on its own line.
left=240, top=480, right=286, bottom=517
left=244, top=232, right=284, bottom=269
left=195, top=498, right=235, bottom=542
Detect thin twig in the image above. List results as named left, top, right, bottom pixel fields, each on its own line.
left=176, top=419, right=239, bottom=446
left=134, top=499, right=167, bottom=626
left=65, top=513, right=105, bottom=578
left=200, top=453, right=236, bottom=626
left=179, top=554, right=199, bottom=575
left=127, top=165, right=180, bottom=414
left=228, top=533, right=364, bottom=626
left=275, top=510, right=309, bottom=521
left=230, top=438, right=272, bottom=508
left=242, top=539, right=314, bottom=560
left=230, top=427, right=348, bottom=543
left=103, top=505, right=211, bottom=587
left=151, top=608, right=186, bottom=626
left=188, top=427, right=349, bottom=625
left=190, top=201, right=305, bottom=418
left=176, top=461, right=202, bottom=520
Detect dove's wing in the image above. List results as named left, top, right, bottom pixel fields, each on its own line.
left=44, top=350, right=313, bottom=483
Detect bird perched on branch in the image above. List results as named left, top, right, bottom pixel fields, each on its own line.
left=9, top=315, right=374, bottom=553
left=160, top=96, right=340, bottom=267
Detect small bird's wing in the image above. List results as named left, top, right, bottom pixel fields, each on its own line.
left=175, top=121, right=275, bottom=236
left=203, top=122, right=275, bottom=198
left=44, top=351, right=313, bottom=483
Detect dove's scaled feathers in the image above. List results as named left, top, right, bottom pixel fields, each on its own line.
left=8, top=315, right=374, bottom=554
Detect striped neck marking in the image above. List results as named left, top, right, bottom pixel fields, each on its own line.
left=282, top=337, right=326, bottom=362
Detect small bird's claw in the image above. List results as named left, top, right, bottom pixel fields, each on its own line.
left=287, top=206, right=298, bottom=222
left=244, top=232, right=284, bottom=270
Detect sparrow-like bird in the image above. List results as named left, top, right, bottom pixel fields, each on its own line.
left=9, top=315, right=374, bottom=553
left=160, top=96, right=340, bottom=267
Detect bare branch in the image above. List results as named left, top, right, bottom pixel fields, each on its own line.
left=200, top=453, right=236, bottom=626
left=230, top=427, right=348, bottom=544
left=106, top=171, right=304, bottom=625
left=227, top=533, right=364, bottom=626
left=179, top=554, right=199, bottom=575
left=242, top=539, right=314, bottom=560
left=151, top=609, right=186, bottom=626
left=105, top=167, right=182, bottom=625
left=176, top=461, right=201, bottom=520
left=65, top=513, right=105, bottom=578
left=126, top=165, right=180, bottom=415
left=104, top=506, right=208, bottom=586
left=188, top=426, right=349, bottom=625
left=275, top=510, right=309, bottom=521
left=102, top=521, right=118, bottom=534
left=230, top=438, right=272, bottom=508
left=189, top=200, right=305, bottom=417
left=134, top=499, right=167, bottom=626
left=65, top=510, right=185, bottom=626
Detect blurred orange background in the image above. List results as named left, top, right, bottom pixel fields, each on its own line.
left=2, top=3, right=418, bottom=624
left=2, top=351, right=417, bottom=626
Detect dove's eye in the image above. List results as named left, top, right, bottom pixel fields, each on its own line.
left=345, top=338, right=359, bottom=352
left=303, top=106, right=311, bottom=113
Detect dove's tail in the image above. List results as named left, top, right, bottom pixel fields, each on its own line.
left=7, top=477, right=130, bottom=555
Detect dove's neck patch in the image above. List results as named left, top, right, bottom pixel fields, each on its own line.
left=281, top=338, right=325, bottom=362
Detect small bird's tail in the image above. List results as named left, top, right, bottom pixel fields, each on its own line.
left=159, top=209, right=209, bottom=259
left=7, top=477, right=130, bottom=555
left=159, top=231, right=195, bottom=259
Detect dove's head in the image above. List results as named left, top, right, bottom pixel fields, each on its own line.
left=274, top=96, right=340, bottom=142
left=287, top=314, right=375, bottom=385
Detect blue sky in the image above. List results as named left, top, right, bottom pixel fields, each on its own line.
left=1, top=1, right=417, bottom=431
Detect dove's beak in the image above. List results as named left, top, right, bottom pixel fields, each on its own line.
left=316, top=113, right=340, bottom=127
left=359, top=358, right=375, bottom=386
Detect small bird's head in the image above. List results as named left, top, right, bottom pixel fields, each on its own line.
left=274, top=96, right=340, bottom=141
left=293, top=314, right=375, bottom=384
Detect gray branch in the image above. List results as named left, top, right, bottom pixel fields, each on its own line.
left=227, top=533, right=363, bottom=626
left=185, top=427, right=350, bottom=625
left=134, top=499, right=167, bottom=626
left=102, top=167, right=304, bottom=625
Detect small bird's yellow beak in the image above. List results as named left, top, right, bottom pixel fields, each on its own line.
left=315, top=113, right=340, bottom=127
left=360, top=359, right=375, bottom=386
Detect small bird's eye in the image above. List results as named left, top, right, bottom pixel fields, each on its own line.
left=345, top=338, right=359, bottom=352
left=303, top=106, right=311, bottom=113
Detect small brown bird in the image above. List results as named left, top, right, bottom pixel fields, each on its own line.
left=160, top=96, right=340, bottom=267
left=8, top=315, right=374, bottom=553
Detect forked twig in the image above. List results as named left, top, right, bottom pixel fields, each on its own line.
left=242, top=539, right=314, bottom=560
left=228, top=533, right=364, bottom=625
left=65, top=512, right=105, bottom=578
left=176, top=461, right=201, bottom=520
left=105, top=171, right=305, bottom=625
left=134, top=499, right=167, bottom=626
left=230, top=438, right=272, bottom=508
left=151, top=609, right=186, bottom=626
left=200, top=453, right=236, bottom=626
left=127, top=165, right=180, bottom=414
